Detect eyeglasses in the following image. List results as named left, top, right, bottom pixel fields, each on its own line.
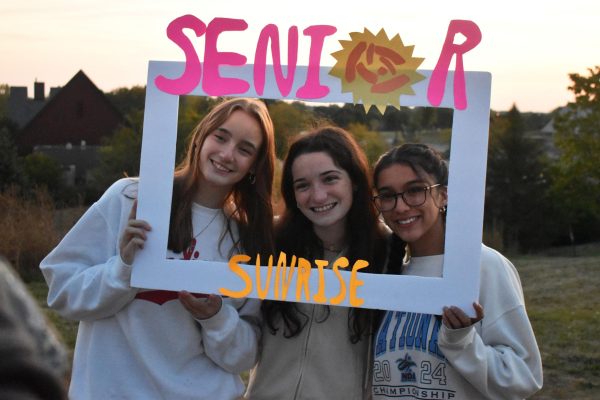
left=373, top=184, right=442, bottom=212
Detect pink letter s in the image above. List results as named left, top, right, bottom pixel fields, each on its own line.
left=155, top=15, right=206, bottom=95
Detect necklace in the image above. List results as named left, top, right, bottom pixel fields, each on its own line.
left=193, top=209, right=222, bottom=240
left=321, top=242, right=344, bottom=253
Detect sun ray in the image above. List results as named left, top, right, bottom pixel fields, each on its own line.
left=329, top=28, right=425, bottom=114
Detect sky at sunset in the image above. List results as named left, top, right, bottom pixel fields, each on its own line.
left=2, top=0, right=599, bottom=113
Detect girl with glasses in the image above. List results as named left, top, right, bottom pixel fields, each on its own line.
left=40, top=98, right=276, bottom=400
left=371, top=143, right=542, bottom=399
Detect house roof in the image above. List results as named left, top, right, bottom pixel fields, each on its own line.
left=17, top=70, right=124, bottom=151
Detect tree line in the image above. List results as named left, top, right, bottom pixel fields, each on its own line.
left=1, top=67, right=599, bottom=253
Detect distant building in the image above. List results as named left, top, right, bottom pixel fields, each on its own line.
left=7, top=81, right=60, bottom=128
left=526, top=108, right=569, bottom=160
left=529, top=118, right=559, bottom=159
left=13, top=71, right=124, bottom=186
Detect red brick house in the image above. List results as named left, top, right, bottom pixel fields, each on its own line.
left=16, top=70, right=124, bottom=185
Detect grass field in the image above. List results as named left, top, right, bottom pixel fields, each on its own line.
left=28, top=250, right=600, bottom=399
left=517, top=253, right=600, bottom=399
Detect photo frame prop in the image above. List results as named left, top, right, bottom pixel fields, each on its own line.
left=132, top=60, right=491, bottom=316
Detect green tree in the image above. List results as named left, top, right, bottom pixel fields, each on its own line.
left=412, top=107, right=437, bottom=130
left=268, top=101, right=312, bottom=159
left=347, top=122, right=388, bottom=166
left=485, top=105, right=553, bottom=251
left=87, top=86, right=148, bottom=193
left=381, top=106, right=409, bottom=145
left=176, top=96, right=217, bottom=164
left=90, top=110, right=143, bottom=193
left=23, top=153, right=62, bottom=193
left=89, top=95, right=218, bottom=195
left=552, top=66, right=600, bottom=241
left=107, top=86, right=146, bottom=117
left=0, top=121, right=24, bottom=191
left=313, top=103, right=368, bottom=130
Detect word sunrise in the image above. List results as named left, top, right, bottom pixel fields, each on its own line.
left=220, top=253, right=368, bottom=306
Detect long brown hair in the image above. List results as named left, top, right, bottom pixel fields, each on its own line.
left=264, top=126, right=387, bottom=342
left=168, top=98, right=276, bottom=260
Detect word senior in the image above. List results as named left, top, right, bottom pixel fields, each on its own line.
left=220, top=252, right=368, bottom=306
left=157, top=16, right=482, bottom=110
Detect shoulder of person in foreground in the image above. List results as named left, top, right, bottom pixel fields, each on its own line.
left=0, top=259, right=68, bottom=377
left=0, top=259, right=66, bottom=400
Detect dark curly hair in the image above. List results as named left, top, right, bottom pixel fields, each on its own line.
left=263, top=125, right=388, bottom=343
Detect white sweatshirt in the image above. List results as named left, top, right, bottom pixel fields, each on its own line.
left=372, top=244, right=542, bottom=399
left=41, top=178, right=261, bottom=400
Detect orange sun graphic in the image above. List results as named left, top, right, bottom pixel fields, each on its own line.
left=330, top=28, right=425, bottom=114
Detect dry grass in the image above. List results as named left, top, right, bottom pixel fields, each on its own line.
left=0, top=187, right=59, bottom=280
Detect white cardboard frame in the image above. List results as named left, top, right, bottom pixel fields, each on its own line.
left=132, top=61, right=491, bottom=316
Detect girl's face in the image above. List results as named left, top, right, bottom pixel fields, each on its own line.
left=291, top=152, right=354, bottom=233
left=376, top=163, right=447, bottom=256
left=198, top=109, right=263, bottom=191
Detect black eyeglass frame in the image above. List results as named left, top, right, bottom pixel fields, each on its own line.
left=372, top=183, right=443, bottom=212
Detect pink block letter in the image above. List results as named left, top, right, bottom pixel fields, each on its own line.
left=203, top=18, right=250, bottom=96
left=427, top=20, right=482, bottom=110
left=155, top=15, right=206, bottom=95
left=254, top=24, right=299, bottom=97
left=296, top=25, right=337, bottom=99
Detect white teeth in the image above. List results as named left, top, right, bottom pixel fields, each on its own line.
left=313, top=203, right=336, bottom=212
left=397, top=217, right=417, bottom=225
left=212, top=160, right=231, bottom=172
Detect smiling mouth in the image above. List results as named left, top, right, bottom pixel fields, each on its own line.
left=211, top=160, right=232, bottom=173
left=397, top=216, right=418, bottom=225
left=311, top=203, right=337, bottom=213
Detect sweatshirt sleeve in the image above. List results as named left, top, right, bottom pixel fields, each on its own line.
left=196, top=297, right=261, bottom=373
left=438, top=247, right=543, bottom=399
left=40, top=182, right=139, bottom=321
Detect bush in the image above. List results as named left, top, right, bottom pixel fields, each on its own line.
left=23, top=153, right=63, bottom=192
left=0, top=187, right=59, bottom=281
